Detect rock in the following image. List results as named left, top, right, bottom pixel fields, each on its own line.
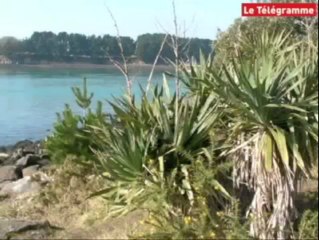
left=0, top=181, right=11, bottom=191
left=22, top=165, right=40, bottom=177
left=0, top=140, right=49, bottom=168
left=10, top=148, right=23, bottom=162
left=39, top=152, right=49, bottom=158
left=16, top=154, right=40, bottom=168
left=37, top=159, right=51, bottom=167
left=0, top=153, right=9, bottom=160
left=0, top=218, right=59, bottom=239
left=0, top=166, right=19, bottom=183
left=22, top=144, right=39, bottom=155
left=13, top=140, right=34, bottom=150
left=0, top=176, right=41, bottom=197
left=31, top=172, right=53, bottom=184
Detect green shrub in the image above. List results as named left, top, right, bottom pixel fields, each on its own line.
left=129, top=161, right=249, bottom=240
left=297, top=210, right=318, bottom=240
left=87, top=85, right=243, bottom=238
left=46, top=78, right=108, bottom=165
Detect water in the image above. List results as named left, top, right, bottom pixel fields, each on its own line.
left=0, top=65, right=173, bottom=145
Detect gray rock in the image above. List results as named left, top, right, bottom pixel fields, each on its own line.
left=13, top=140, right=33, bottom=150
left=0, top=181, right=11, bottom=191
left=0, top=176, right=41, bottom=197
left=0, top=153, right=9, bottom=160
left=12, top=148, right=23, bottom=158
left=31, top=172, right=53, bottom=185
left=37, top=159, right=51, bottom=167
left=16, top=154, right=40, bottom=168
left=39, top=153, right=49, bottom=159
left=0, top=166, right=19, bottom=183
left=22, top=165, right=40, bottom=177
left=0, top=218, right=59, bottom=239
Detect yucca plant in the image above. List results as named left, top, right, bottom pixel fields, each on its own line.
left=89, top=84, right=232, bottom=221
left=188, top=30, right=318, bottom=239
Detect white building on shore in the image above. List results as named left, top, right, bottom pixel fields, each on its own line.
left=0, top=55, right=12, bottom=64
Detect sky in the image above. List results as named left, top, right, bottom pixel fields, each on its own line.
left=0, top=0, right=245, bottom=40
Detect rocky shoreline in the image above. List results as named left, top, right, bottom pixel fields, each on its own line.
left=0, top=140, right=59, bottom=238
left=0, top=140, right=51, bottom=198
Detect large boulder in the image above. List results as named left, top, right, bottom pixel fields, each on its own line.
left=22, top=165, right=40, bottom=177
left=0, top=166, right=19, bottom=183
left=13, top=140, right=34, bottom=150
left=0, top=176, right=41, bottom=197
left=37, top=158, right=51, bottom=167
left=0, top=153, right=9, bottom=160
left=0, top=181, right=11, bottom=191
left=16, top=155, right=40, bottom=168
left=0, top=172, right=52, bottom=199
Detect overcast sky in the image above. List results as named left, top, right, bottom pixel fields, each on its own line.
left=0, top=0, right=245, bottom=40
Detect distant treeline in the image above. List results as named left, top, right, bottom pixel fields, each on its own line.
left=0, top=32, right=213, bottom=64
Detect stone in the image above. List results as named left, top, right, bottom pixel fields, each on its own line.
left=0, top=176, right=41, bottom=197
left=37, top=159, right=51, bottom=167
left=31, top=172, right=53, bottom=184
left=0, top=166, right=19, bottom=183
left=13, top=140, right=33, bottom=150
left=16, top=154, right=40, bottom=168
left=0, top=181, right=11, bottom=191
left=22, top=165, right=40, bottom=177
left=10, top=149, right=23, bottom=162
left=0, top=153, right=9, bottom=160
left=0, top=218, right=59, bottom=239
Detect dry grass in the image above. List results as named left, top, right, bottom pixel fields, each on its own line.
left=0, top=158, right=148, bottom=239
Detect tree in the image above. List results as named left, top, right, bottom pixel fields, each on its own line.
left=0, top=36, right=22, bottom=57
left=213, top=16, right=318, bottom=66
left=120, top=36, right=136, bottom=57
left=1, top=31, right=213, bottom=64
left=57, top=32, right=70, bottom=56
left=135, top=33, right=213, bottom=64
left=135, top=34, right=171, bottom=63
left=68, top=33, right=89, bottom=56
left=28, top=31, right=58, bottom=58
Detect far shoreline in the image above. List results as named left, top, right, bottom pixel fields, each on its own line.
left=0, top=62, right=174, bottom=71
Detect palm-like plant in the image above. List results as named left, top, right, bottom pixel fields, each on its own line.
left=189, top=30, right=318, bottom=239
left=89, top=85, right=231, bottom=219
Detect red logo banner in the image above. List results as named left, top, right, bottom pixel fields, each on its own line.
left=242, top=3, right=318, bottom=17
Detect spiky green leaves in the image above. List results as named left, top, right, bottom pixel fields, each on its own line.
left=189, top=30, right=318, bottom=177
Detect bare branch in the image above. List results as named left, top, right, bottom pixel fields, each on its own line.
left=106, top=7, right=132, bottom=99
left=146, top=34, right=169, bottom=94
left=172, top=0, right=180, bottom=99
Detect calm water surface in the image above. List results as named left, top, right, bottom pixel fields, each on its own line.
left=0, top=65, right=173, bottom=145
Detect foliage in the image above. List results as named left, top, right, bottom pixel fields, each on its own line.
left=213, top=16, right=318, bottom=67
left=184, top=29, right=318, bottom=239
left=130, top=162, right=248, bottom=240
left=0, top=36, right=22, bottom=57
left=45, top=78, right=107, bottom=165
left=93, top=86, right=221, bottom=182
left=135, top=33, right=212, bottom=64
left=42, top=7, right=318, bottom=240
left=297, top=210, right=318, bottom=240
left=86, top=85, right=241, bottom=238
left=1, top=31, right=213, bottom=64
